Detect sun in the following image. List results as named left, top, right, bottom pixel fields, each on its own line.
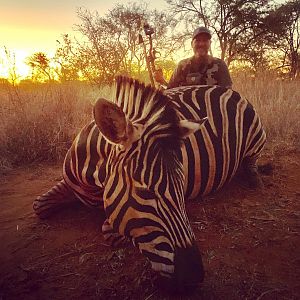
left=0, top=48, right=31, bottom=80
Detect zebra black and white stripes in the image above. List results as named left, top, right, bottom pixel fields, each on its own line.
left=165, top=85, right=266, bottom=198
left=33, top=179, right=76, bottom=219
left=34, top=77, right=266, bottom=287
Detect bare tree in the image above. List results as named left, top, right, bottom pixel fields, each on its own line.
left=271, top=0, right=300, bottom=78
left=166, top=0, right=274, bottom=66
left=105, top=3, right=147, bottom=75
left=73, top=3, right=179, bottom=85
left=74, top=8, right=123, bottom=84
left=54, top=34, right=79, bottom=82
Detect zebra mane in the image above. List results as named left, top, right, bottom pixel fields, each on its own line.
left=112, top=76, right=182, bottom=151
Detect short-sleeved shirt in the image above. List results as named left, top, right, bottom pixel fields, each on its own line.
left=167, top=56, right=232, bottom=89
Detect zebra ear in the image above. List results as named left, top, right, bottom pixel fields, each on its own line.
left=93, top=98, right=128, bottom=145
left=179, top=117, right=208, bottom=138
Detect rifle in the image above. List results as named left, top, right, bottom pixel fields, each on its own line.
left=138, top=22, right=160, bottom=87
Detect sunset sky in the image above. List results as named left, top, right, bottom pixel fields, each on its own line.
left=0, top=0, right=167, bottom=79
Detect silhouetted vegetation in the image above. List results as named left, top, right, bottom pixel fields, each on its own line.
left=166, top=0, right=299, bottom=77
left=0, top=1, right=299, bottom=168
left=1, top=1, right=296, bottom=85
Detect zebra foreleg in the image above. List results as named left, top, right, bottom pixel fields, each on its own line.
left=242, top=156, right=264, bottom=189
left=102, top=219, right=130, bottom=247
left=33, top=179, right=77, bottom=219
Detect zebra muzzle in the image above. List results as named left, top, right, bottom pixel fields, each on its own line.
left=155, top=242, right=204, bottom=293
left=173, top=242, right=204, bottom=289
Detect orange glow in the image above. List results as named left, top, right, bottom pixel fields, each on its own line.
left=0, top=0, right=169, bottom=81
left=0, top=24, right=66, bottom=80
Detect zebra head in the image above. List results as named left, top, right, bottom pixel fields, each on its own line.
left=94, top=76, right=207, bottom=288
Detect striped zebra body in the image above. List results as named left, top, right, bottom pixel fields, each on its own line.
left=34, top=77, right=266, bottom=288
left=61, top=86, right=265, bottom=206
left=62, top=122, right=109, bottom=208
left=33, top=179, right=76, bottom=219
left=167, top=85, right=266, bottom=198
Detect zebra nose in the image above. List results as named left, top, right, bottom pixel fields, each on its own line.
left=173, top=243, right=205, bottom=289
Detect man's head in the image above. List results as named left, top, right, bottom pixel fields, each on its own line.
left=191, top=26, right=211, bottom=59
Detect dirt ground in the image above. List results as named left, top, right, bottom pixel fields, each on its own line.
left=0, top=147, right=299, bottom=300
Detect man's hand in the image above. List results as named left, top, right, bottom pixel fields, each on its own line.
left=153, top=68, right=167, bottom=85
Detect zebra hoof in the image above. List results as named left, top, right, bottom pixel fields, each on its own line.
left=33, top=196, right=73, bottom=219
left=33, top=198, right=59, bottom=219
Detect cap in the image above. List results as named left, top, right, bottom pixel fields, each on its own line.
left=192, top=26, right=212, bottom=40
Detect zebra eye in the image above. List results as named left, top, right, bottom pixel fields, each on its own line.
left=135, top=187, right=156, bottom=200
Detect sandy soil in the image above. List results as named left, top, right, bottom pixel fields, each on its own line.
left=0, top=148, right=299, bottom=300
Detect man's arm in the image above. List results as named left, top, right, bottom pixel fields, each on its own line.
left=153, top=69, right=168, bottom=86
left=167, top=62, right=187, bottom=89
left=153, top=61, right=186, bottom=89
left=218, top=60, right=233, bottom=89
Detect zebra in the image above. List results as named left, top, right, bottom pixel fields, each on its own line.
left=33, top=76, right=266, bottom=288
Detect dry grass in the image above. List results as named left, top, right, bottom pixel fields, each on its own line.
left=233, top=73, right=300, bottom=151
left=0, top=81, right=111, bottom=169
left=0, top=74, right=299, bottom=169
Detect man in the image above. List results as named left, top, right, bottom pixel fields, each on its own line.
left=154, top=26, right=232, bottom=89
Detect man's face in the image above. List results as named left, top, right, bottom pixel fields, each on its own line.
left=192, top=33, right=211, bottom=59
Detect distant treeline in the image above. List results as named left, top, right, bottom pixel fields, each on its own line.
left=3, top=0, right=300, bottom=85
